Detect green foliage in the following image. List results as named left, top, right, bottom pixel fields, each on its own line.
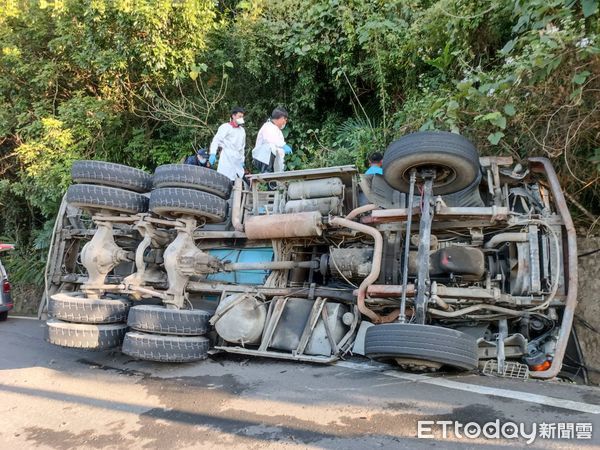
left=2, top=249, right=46, bottom=287
left=1, top=0, right=599, bottom=296
left=13, top=117, right=79, bottom=217
left=331, top=117, right=386, bottom=171
left=0, top=219, right=52, bottom=286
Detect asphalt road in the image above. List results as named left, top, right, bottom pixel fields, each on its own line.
left=1, top=317, right=599, bottom=449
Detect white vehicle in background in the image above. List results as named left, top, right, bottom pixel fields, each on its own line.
left=0, top=243, right=14, bottom=321
left=40, top=131, right=577, bottom=381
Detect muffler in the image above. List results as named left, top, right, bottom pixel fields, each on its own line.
left=244, top=211, right=323, bottom=239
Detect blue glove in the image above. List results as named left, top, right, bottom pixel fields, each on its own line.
left=209, top=154, right=216, bottom=165
left=283, top=144, right=292, bottom=154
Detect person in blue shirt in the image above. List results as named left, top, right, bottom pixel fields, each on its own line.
left=365, top=152, right=383, bottom=175
left=184, top=148, right=212, bottom=168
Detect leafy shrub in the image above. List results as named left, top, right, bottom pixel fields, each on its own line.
left=0, top=0, right=598, bottom=297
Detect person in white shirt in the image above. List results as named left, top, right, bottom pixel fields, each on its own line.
left=252, top=107, right=292, bottom=173
left=209, top=106, right=246, bottom=181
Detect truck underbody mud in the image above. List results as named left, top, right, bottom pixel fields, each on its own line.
left=40, top=131, right=577, bottom=380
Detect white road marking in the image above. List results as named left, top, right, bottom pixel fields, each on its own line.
left=7, top=315, right=39, bottom=321
left=335, top=360, right=600, bottom=415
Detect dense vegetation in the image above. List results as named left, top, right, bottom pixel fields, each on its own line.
left=0, top=0, right=599, bottom=300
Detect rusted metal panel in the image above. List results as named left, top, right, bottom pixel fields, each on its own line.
left=244, top=212, right=323, bottom=239
left=213, top=345, right=339, bottom=363
left=479, top=156, right=513, bottom=167
left=186, top=281, right=356, bottom=302
left=249, top=165, right=357, bottom=183
left=528, top=225, right=541, bottom=294
left=369, top=206, right=509, bottom=223
left=361, top=284, right=498, bottom=300
left=527, top=157, right=578, bottom=379
left=192, top=230, right=247, bottom=239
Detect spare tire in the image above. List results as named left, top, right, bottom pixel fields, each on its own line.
left=153, top=164, right=232, bottom=199
left=72, top=160, right=153, bottom=193
left=66, top=184, right=149, bottom=214
left=49, top=292, right=131, bottom=324
left=365, top=323, right=479, bottom=371
left=383, top=131, right=480, bottom=195
left=149, top=187, right=227, bottom=222
left=46, top=319, right=127, bottom=350
left=127, top=305, right=211, bottom=336
left=122, top=331, right=209, bottom=362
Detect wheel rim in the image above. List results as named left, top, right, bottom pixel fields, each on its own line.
left=394, top=357, right=443, bottom=372
left=401, top=163, right=457, bottom=189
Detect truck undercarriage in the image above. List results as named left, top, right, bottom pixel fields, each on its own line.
left=40, top=131, right=577, bottom=380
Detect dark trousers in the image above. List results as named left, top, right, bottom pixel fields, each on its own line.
left=252, top=153, right=275, bottom=173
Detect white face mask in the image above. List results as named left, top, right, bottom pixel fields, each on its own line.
left=198, top=157, right=207, bottom=164
left=280, top=123, right=286, bottom=130
left=235, top=117, right=245, bottom=125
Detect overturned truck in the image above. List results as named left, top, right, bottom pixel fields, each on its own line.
left=41, top=131, right=577, bottom=379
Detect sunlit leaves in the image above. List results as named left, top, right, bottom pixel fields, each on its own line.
left=582, top=0, right=599, bottom=17
left=487, top=131, right=505, bottom=145
left=572, top=70, right=591, bottom=84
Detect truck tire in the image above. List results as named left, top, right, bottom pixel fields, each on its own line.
left=442, top=169, right=484, bottom=207
left=153, top=164, right=232, bottom=199
left=72, top=160, right=153, bottom=193
left=365, top=323, right=479, bottom=371
left=46, top=319, right=127, bottom=350
left=49, top=292, right=131, bottom=324
left=383, top=131, right=480, bottom=195
left=149, top=187, right=227, bottom=222
left=121, top=331, right=209, bottom=362
left=66, top=184, right=149, bottom=214
left=127, top=305, right=211, bottom=335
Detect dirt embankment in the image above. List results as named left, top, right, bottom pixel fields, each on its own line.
left=11, top=284, right=43, bottom=316
left=575, top=236, right=600, bottom=384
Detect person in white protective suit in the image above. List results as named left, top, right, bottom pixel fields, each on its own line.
left=209, top=106, right=246, bottom=181
left=252, top=107, right=292, bottom=173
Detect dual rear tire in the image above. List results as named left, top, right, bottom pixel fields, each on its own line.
left=67, top=160, right=153, bottom=214
left=148, top=165, right=230, bottom=222
left=67, top=161, right=231, bottom=222
left=46, top=319, right=128, bottom=350
left=47, top=295, right=212, bottom=363
left=56, top=162, right=221, bottom=358
left=46, top=292, right=131, bottom=350
left=121, top=305, right=211, bottom=363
